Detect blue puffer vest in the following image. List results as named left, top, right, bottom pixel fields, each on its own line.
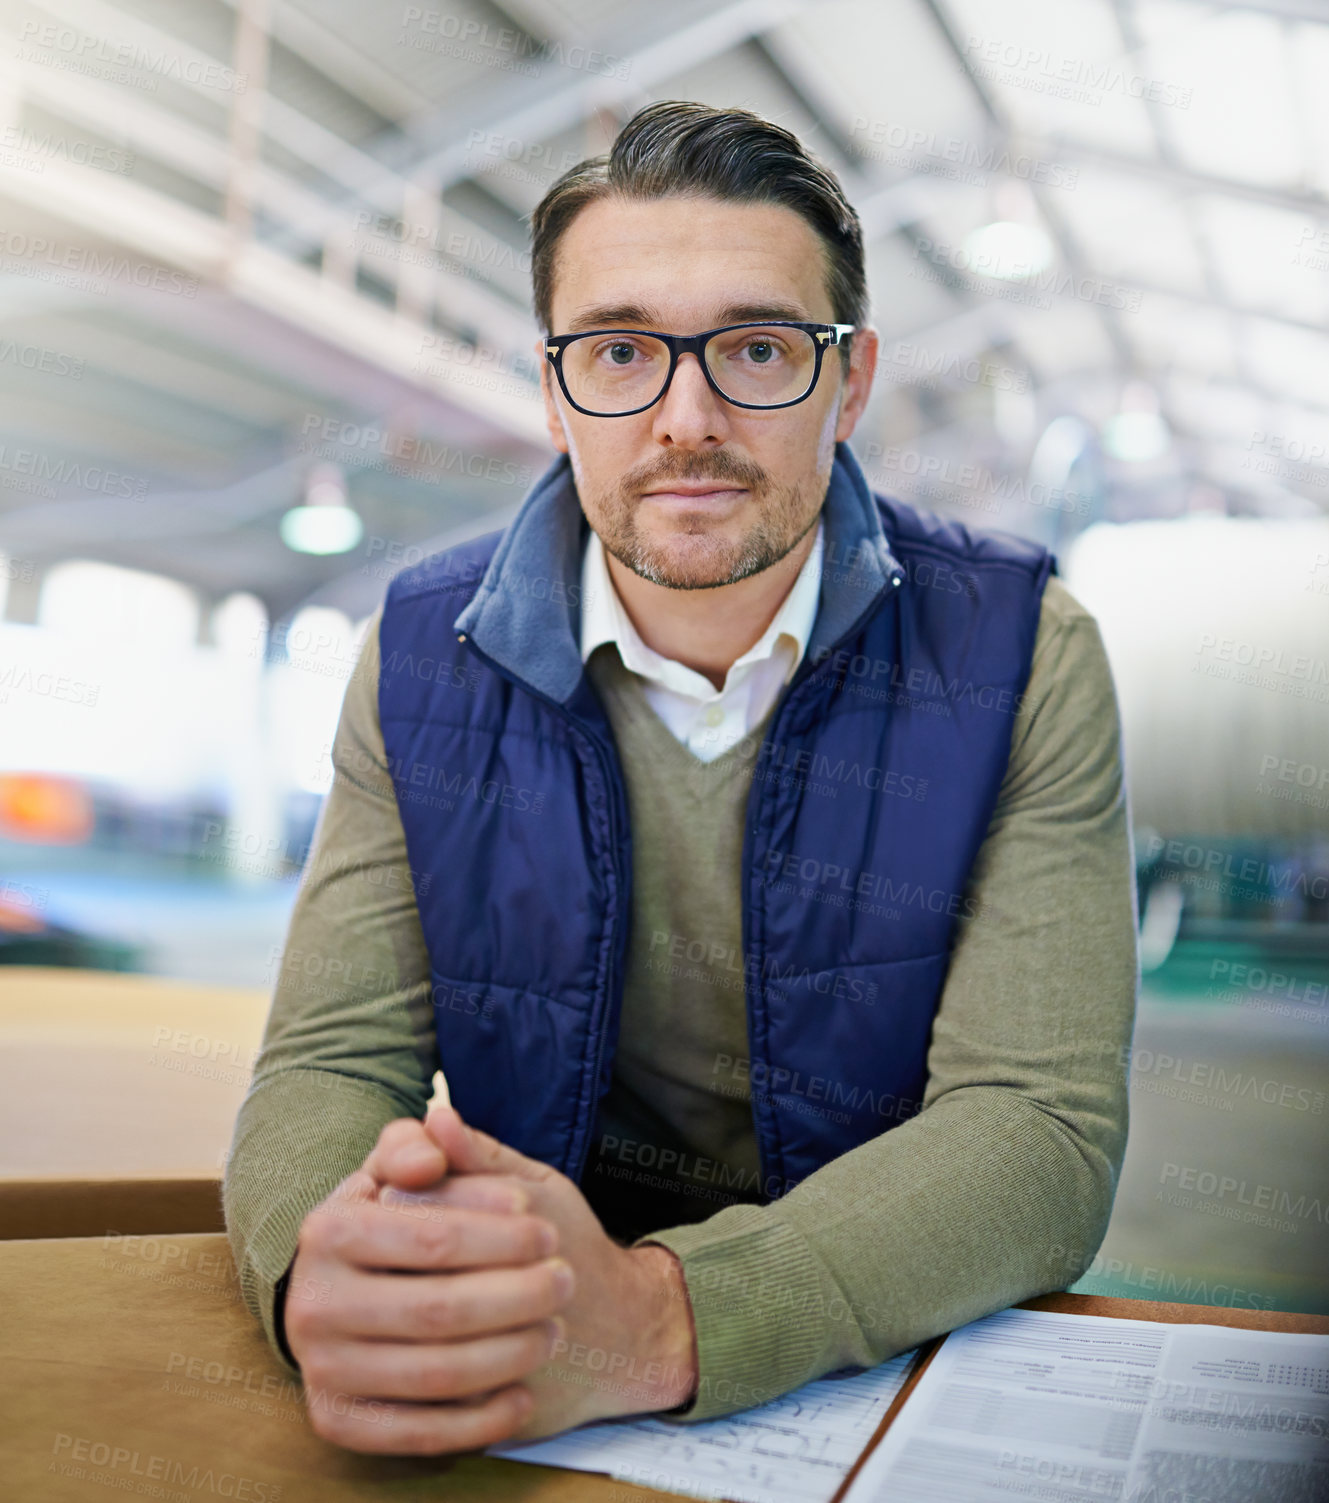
left=378, top=440, right=1055, bottom=1200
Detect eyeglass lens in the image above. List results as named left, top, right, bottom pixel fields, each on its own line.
left=561, top=326, right=820, bottom=413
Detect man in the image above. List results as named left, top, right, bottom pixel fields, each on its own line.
left=224, top=100, right=1138, bottom=1456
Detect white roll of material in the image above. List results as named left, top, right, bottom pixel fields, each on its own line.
left=1061, top=517, right=1329, bottom=841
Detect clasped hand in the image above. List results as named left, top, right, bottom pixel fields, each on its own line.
left=283, top=1105, right=698, bottom=1454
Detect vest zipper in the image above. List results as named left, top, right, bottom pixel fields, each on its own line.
left=453, top=560, right=902, bottom=1194
left=452, top=629, right=628, bottom=1182
left=740, top=566, right=904, bottom=1198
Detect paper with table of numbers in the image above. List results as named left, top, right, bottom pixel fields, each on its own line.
left=841, top=1306, right=1329, bottom=1502
left=485, top=1347, right=917, bottom=1503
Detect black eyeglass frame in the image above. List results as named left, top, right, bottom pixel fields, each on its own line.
left=543, top=320, right=857, bottom=417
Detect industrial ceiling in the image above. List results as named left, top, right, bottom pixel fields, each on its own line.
left=1, top=0, right=1325, bottom=629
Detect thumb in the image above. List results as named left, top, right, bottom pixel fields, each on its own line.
left=422, top=1105, right=553, bottom=1184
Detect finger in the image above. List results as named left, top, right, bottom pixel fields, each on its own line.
left=329, top=1169, right=379, bottom=1205
left=380, top=1174, right=533, bottom=1218
left=364, top=1119, right=448, bottom=1188
left=331, top=1258, right=576, bottom=1342
left=302, top=1320, right=562, bottom=1404
left=422, top=1106, right=554, bottom=1185
left=297, top=1169, right=379, bottom=1243
left=305, top=1380, right=533, bottom=1456
left=335, top=1200, right=557, bottom=1271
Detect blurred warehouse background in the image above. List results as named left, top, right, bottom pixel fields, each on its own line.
left=0, top=0, right=1326, bottom=1310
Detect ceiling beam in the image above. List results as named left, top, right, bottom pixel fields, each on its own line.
left=0, top=149, right=548, bottom=445
left=266, top=0, right=813, bottom=260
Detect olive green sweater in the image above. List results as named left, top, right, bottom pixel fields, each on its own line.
left=222, top=572, right=1139, bottom=1424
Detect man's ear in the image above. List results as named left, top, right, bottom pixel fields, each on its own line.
left=535, top=336, right=570, bottom=454
left=834, top=324, right=879, bottom=444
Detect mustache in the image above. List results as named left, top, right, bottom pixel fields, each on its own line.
left=623, top=453, right=767, bottom=493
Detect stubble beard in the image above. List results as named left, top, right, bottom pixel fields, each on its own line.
left=587, top=469, right=818, bottom=591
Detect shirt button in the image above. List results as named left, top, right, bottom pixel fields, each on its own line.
left=704, top=705, right=724, bottom=727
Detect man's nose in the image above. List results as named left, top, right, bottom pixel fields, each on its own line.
left=651, top=351, right=730, bottom=447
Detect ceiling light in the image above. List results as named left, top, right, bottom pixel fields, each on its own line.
left=280, top=505, right=363, bottom=555
left=281, top=463, right=363, bottom=555
left=960, top=221, right=1054, bottom=281
left=1102, top=385, right=1172, bottom=462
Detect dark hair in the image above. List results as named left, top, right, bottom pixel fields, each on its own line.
left=529, top=100, right=867, bottom=362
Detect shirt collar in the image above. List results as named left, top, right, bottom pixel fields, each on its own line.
left=579, top=515, right=824, bottom=691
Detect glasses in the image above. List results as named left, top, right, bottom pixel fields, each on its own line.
left=543, top=321, right=856, bottom=417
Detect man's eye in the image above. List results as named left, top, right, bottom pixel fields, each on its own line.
left=607, top=342, right=637, bottom=364
left=745, top=341, right=777, bottom=362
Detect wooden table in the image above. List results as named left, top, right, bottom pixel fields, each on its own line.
left=3, top=1233, right=1326, bottom=1503
left=0, top=967, right=449, bottom=1240
left=0, top=965, right=271, bottom=1239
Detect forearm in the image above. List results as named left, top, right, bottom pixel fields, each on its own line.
left=224, top=1069, right=423, bottom=1375
left=222, top=606, right=441, bottom=1373
left=637, top=1077, right=1123, bottom=1422
left=637, top=584, right=1138, bottom=1423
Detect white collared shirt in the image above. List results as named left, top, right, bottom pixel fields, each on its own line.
left=579, top=516, right=824, bottom=762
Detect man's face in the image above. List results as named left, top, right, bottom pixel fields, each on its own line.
left=536, top=195, right=878, bottom=590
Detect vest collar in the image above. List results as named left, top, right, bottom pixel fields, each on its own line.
left=451, top=438, right=903, bottom=706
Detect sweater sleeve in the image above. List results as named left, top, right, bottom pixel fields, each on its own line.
left=635, top=575, right=1141, bottom=1422
left=221, top=606, right=440, bottom=1375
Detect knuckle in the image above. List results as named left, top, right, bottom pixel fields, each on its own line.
left=418, top=1288, right=460, bottom=1337
left=415, top=1350, right=462, bottom=1398
left=284, top=1296, right=316, bottom=1344
left=299, top=1354, right=339, bottom=1395
left=421, top=1214, right=458, bottom=1261
left=318, top=1209, right=354, bottom=1258
left=527, top=1216, right=558, bottom=1256
left=299, top=1206, right=332, bottom=1248
left=499, top=1386, right=534, bottom=1437
left=304, top=1392, right=345, bottom=1442
left=545, top=1261, right=576, bottom=1304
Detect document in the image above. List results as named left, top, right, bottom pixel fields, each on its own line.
left=486, top=1347, right=918, bottom=1503
left=841, top=1307, right=1329, bottom=1502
